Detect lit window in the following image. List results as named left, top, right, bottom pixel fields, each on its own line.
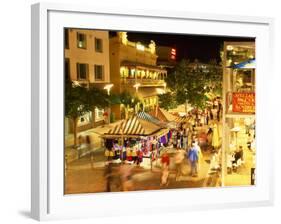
left=77, top=33, right=86, bottom=49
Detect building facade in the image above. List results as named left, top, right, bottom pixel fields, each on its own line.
left=222, top=41, right=256, bottom=186
left=64, top=28, right=111, bottom=133
left=109, top=32, right=167, bottom=119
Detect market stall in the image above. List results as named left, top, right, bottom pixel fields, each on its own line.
left=102, top=116, right=171, bottom=166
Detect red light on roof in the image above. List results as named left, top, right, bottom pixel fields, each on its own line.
left=170, top=48, right=176, bottom=60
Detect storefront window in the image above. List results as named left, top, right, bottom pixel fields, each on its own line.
left=233, top=69, right=255, bottom=92
left=223, top=117, right=256, bottom=186
left=226, top=45, right=255, bottom=67
left=95, top=108, right=104, bottom=122
left=77, top=112, right=92, bottom=127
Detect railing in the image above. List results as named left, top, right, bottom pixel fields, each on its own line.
left=126, top=40, right=152, bottom=54
left=122, top=78, right=165, bottom=86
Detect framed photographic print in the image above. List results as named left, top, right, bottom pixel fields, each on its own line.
left=31, top=2, right=275, bottom=221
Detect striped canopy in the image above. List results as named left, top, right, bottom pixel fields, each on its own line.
left=105, top=116, right=162, bottom=137
left=137, top=111, right=165, bottom=127
left=174, top=116, right=192, bottom=123
left=149, top=107, right=177, bottom=122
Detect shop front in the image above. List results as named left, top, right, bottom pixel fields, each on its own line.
left=222, top=41, right=256, bottom=186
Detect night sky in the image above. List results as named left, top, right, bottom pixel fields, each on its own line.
left=114, top=31, right=254, bottom=63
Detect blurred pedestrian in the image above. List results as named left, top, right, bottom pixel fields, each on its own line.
left=120, top=146, right=127, bottom=163
left=136, top=149, right=143, bottom=166
left=161, top=151, right=170, bottom=169
left=194, top=141, right=203, bottom=171
left=104, top=162, right=113, bottom=192
left=180, top=129, right=184, bottom=148
left=177, top=137, right=181, bottom=149
left=174, top=149, right=185, bottom=181
left=172, top=130, right=177, bottom=148
left=210, top=109, right=213, bottom=120
left=247, top=133, right=253, bottom=150
left=183, top=134, right=188, bottom=150
left=126, top=147, right=132, bottom=162
left=160, top=151, right=170, bottom=185
left=77, top=135, right=84, bottom=159
left=119, top=164, right=134, bottom=191
left=161, top=165, right=169, bottom=186
left=232, top=146, right=244, bottom=171
left=85, top=135, right=91, bottom=151
left=132, top=147, right=138, bottom=163
left=187, top=142, right=199, bottom=177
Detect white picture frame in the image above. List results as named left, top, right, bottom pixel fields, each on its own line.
left=31, top=2, right=275, bottom=221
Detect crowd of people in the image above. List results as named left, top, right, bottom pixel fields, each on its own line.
left=100, top=106, right=223, bottom=190
left=74, top=100, right=224, bottom=191
left=160, top=140, right=203, bottom=186
left=104, top=162, right=135, bottom=192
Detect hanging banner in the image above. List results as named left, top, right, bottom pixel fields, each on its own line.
left=232, top=92, right=255, bottom=113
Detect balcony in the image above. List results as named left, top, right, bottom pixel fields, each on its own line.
left=121, top=78, right=165, bottom=87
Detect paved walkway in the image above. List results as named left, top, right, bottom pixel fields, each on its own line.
left=64, top=118, right=254, bottom=194
left=64, top=119, right=223, bottom=194
left=65, top=145, right=216, bottom=194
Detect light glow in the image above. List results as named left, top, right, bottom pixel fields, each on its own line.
left=227, top=45, right=234, bottom=51
left=103, top=84, right=114, bottom=95
left=136, top=43, right=145, bottom=51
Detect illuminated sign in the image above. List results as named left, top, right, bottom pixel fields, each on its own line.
left=170, top=48, right=176, bottom=60
left=232, top=92, right=255, bottom=113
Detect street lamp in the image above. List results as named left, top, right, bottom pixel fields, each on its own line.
left=133, top=83, right=141, bottom=93
left=230, top=126, right=240, bottom=150
left=104, top=84, right=114, bottom=95
left=72, top=80, right=81, bottom=87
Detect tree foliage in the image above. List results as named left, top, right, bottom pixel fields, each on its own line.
left=158, top=92, right=178, bottom=110
left=118, top=91, right=140, bottom=108
left=65, top=81, right=109, bottom=120
left=65, top=80, right=109, bottom=146
left=65, top=81, right=91, bottom=120
left=165, top=59, right=222, bottom=109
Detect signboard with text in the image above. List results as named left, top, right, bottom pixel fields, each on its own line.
left=232, top=92, right=255, bottom=113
